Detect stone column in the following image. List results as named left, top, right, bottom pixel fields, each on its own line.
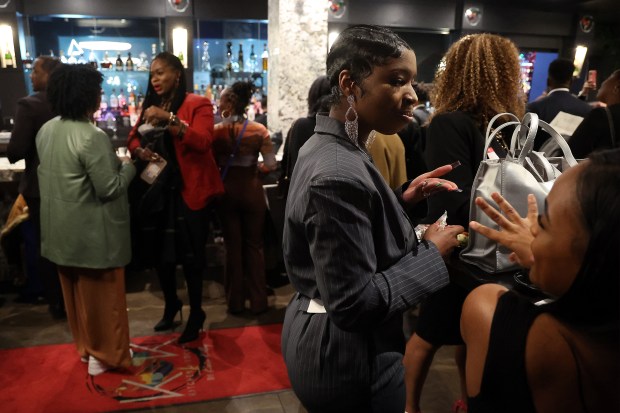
left=267, top=0, right=328, bottom=140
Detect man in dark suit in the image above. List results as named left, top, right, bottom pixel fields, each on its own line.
left=527, top=58, right=592, bottom=150
left=7, top=56, right=64, bottom=318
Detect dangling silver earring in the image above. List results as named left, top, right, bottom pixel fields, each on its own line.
left=345, top=94, right=358, bottom=146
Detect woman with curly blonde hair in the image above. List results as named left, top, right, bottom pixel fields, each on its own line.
left=403, top=33, right=525, bottom=413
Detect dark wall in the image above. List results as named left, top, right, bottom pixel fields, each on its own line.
left=0, top=69, right=27, bottom=120
left=463, top=4, right=573, bottom=37
left=329, top=0, right=456, bottom=31
left=21, top=0, right=268, bottom=19
left=395, top=31, right=451, bottom=83
left=22, top=0, right=166, bottom=18
left=194, top=1, right=267, bottom=20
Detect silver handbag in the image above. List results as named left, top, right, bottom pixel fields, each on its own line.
left=460, top=112, right=578, bottom=273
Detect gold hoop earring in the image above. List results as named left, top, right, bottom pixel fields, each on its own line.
left=221, top=109, right=231, bottom=119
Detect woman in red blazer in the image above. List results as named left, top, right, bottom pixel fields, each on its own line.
left=127, top=52, right=223, bottom=344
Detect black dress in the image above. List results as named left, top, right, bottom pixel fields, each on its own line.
left=416, top=111, right=508, bottom=345
left=468, top=291, right=540, bottom=413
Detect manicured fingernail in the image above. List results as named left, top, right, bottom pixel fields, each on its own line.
left=452, top=188, right=463, bottom=192
left=435, top=183, right=443, bottom=187
left=450, top=160, right=462, bottom=169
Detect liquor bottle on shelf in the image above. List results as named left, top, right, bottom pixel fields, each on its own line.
left=118, top=89, right=127, bottom=111
left=178, top=51, right=184, bottom=67
left=58, top=50, right=67, bottom=63
left=249, top=44, right=257, bottom=73
left=100, top=51, right=112, bottom=69
left=225, top=42, right=233, bottom=73
left=23, top=52, right=33, bottom=70
left=151, top=43, right=157, bottom=64
left=115, top=53, right=123, bottom=71
left=4, top=47, right=14, bottom=68
left=99, top=90, right=108, bottom=113
left=201, top=41, right=211, bottom=72
left=206, top=84, right=213, bottom=101
left=261, top=44, right=268, bottom=72
left=138, top=51, right=149, bottom=71
left=125, top=52, right=134, bottom=71
left=238, top=44, right=244, bottom=72
left=137, top=88, right=145, bottom=111
left=109, top=88, right=119, bottom=110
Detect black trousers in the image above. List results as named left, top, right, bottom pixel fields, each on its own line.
left=24, top=196, right=63, bottom=308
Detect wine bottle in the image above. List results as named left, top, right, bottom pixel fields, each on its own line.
left=238, top=44, right=244, bottom=72
left=226, top=42, right=233, bottom=73
left=115, top=53, right=123, bottom=71
left=4, top=48, right=14, bottom=68
left=125, top=52, right=134, bottom=71
left=261, top=44, right=268, bottom=72
left=249, top=44, right=257, bottom=73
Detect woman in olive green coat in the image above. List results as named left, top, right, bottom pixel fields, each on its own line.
left=36, top=64, right=136, bottom=376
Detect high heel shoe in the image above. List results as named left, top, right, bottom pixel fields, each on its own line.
left=154, top=299, right=183, bottom=331
left=178, top=309, right=206, bottom=344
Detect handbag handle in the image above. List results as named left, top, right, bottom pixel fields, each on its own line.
left=518, top=115, right=578, bottom=167
left=482, top=112, right=521, bottom=160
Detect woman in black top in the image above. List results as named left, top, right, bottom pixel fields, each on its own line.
left=462, top=148, right=619, bottom=412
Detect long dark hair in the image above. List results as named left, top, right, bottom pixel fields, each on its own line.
left=326, top=24, right=411, bottom=106
left=140, top=51, right=187, bottom=123
left=47, top=64, right=102, bottom=120
left=546, top=148, right=620, bottom=329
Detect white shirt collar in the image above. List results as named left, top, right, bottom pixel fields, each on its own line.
left=547, top=88, right=570, bottom=95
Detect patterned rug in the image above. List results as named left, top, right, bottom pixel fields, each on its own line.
left=0, top=323, right=290, bottom=412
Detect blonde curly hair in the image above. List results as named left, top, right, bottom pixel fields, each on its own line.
left=431, top=33, right=525, bottom=129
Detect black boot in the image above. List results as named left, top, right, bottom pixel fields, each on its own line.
left=154, top=299, right=183, bottom=331
left=178, top=309, right=206, bottom=344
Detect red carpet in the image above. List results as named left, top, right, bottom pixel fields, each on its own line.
left=0, top=323, right=290, bottom=413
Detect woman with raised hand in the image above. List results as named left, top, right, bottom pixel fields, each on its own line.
left=461, top=148, right=619, bottom=412
left=127, top=52, right=223, bottom=344
left=280, top=24, right=464, bottom=413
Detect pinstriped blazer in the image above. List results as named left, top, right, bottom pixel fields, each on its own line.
left=281, top=115, right=449, bottom=412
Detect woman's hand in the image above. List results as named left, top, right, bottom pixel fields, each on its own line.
left=133, top=146, right=161, bottom=162
left=143, top=106, right=170, bottom=126
left=402, top=164, right=460, bottom=205
left=423, top=222, right=465, bottom=258
left=469, top=192, right=536, bottom=268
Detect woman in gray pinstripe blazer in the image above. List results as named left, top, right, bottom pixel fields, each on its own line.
left=281, top=25, right=464, bottom=413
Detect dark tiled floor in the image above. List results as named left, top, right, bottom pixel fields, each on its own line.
left=0, top=267, right=460, bottom=412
